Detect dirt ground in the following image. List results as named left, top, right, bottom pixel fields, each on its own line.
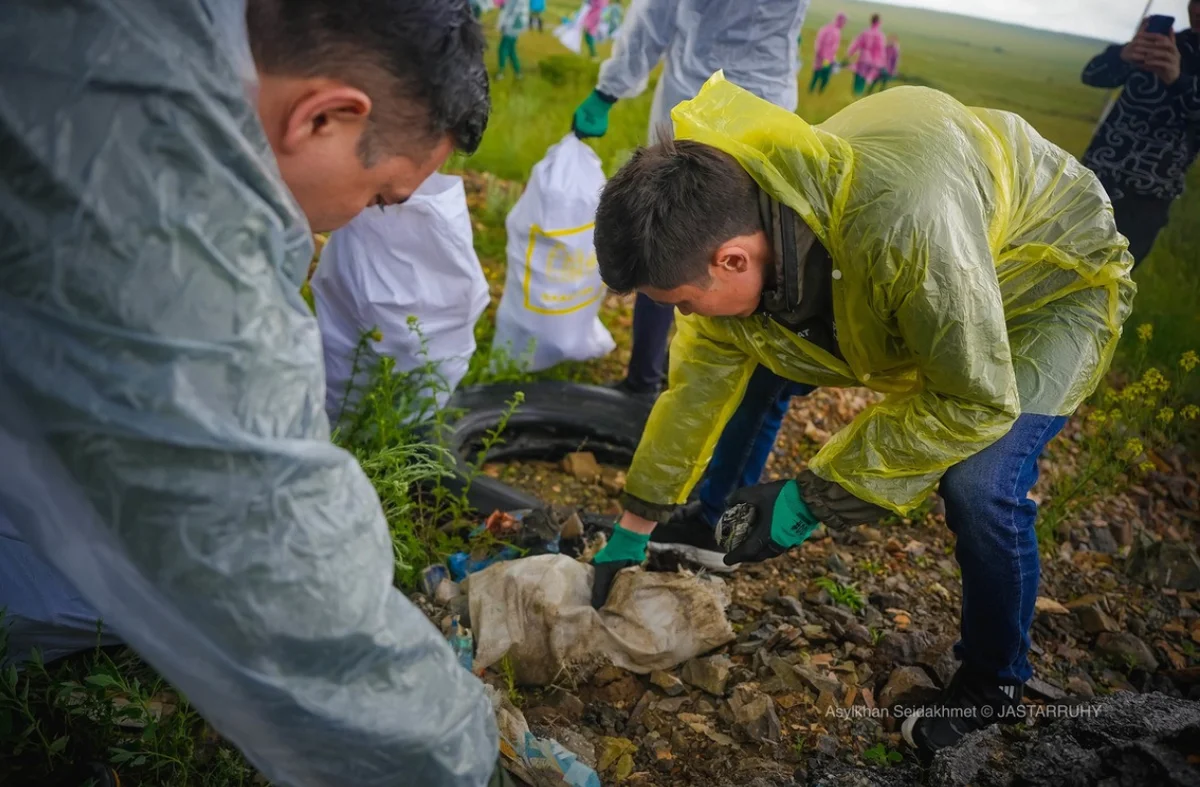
left=423, top=388, right=1200, bottom=786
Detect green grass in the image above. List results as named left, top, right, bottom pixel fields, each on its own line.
left=4, top=2, right=1198, bottom=783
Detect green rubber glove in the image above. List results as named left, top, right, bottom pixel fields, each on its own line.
left=572, top=90, right=616, bottom=139
left=722, top=480, right=820, bottom=565
left=591, top=524, right=649, bottom=608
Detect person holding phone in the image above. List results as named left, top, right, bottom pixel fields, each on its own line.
left=1081, top=5, right=1199, bottom=268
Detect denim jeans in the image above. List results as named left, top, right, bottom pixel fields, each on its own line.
left=624, top=293, right=675, bottom=392
left=695, top=366, right=815, bottom=525
left=939, top=412, right=1067, bottom=684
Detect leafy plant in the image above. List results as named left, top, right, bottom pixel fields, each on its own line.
left=862, top=742, right=903, bottom=767
left=858, top=558, right=887, bottom=577
left=814, top=577, right=865, bottom=612
left=1037, top=327, right=1198, bottom=547
left=498, top=655, right=523, bottom=707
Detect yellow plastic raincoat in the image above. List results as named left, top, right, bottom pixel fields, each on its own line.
left=625, top=76, right=1135, bottom=516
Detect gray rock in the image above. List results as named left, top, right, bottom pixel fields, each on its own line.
left=1089, top=525, right=1119, bottom=555
left=727, top=683, right=781, bottom=744
left=816, top=604, right=858, bottom=627
left=1071, top=602, right=1121, bottom=634
left=916, top=636, right=959, bottom=687
left=929, top=692, right=1200, bottom=787
left=879, top=665, right=939, bottom=709
left=844, top=623, right=874, bottom=646
left=1024, top=676, right=1066, bottom=701
left=827, top=552, right=851, bottom=575
left=815, top=734, right=840, bottom=757
left=869, top=591, right=906, bottom=610
left=1096, top=631, right=1160, bottom=672
left=875, top=629, right=937, bottom=666
left=1066, top=675, right=1095, bottom=698
left=650, top=669, right=686, bottom=697
left=776, top=595, right=806, bottom=620
left=682, top=655, right=733, bottom=696
left=1127, top=538, right=1200, bottom=591
left=793, top=663, right=845, bottom=698
left=863, top=605, right=885, bottom=628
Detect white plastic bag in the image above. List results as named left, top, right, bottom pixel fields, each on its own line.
left=553, top=9, right=585, bottom=54
left=312, top=174, right=489, bottom=420
left=493, top=135, right=614, bottom=371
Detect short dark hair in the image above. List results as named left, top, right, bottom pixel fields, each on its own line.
left=870, top=13, right=880, bottom=24
left=247, top=0, right=490, bottom=161
left=594, top=139, right=761, bottom=292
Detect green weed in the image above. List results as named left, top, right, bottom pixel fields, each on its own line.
left=862, top=742, right=903, bottom=767
left=814, top=577, right=865, bottom=612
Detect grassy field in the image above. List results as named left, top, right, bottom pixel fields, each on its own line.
left=2, top=2, right=1197, bottom=785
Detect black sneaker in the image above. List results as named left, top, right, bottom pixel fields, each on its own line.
left=648, top=502, right=733, bottom=572
left=901, top=665, right=1023, bottom=760
left=607, top=377, right=662, bottom=404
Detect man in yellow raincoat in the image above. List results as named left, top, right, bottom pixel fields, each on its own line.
left=588, top=76, right=1135, bottom=757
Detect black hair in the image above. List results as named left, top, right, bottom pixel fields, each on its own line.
left=246, top=0, right=490, bottom=158
left=594, top=139, right=762, bottom=293
left=871, top=13, right=880, bottom=24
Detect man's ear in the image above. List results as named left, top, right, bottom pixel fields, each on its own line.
left=279, top=84, right=372, bottom=156
left=712, top=240, right=752, bottom=275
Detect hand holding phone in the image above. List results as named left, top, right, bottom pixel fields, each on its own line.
left=1144, top=15, right=1175, bottom=36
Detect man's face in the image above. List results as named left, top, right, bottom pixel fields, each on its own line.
left=256, top=75, right=454, bottom=232
left=641, top=231, right=769, bottom=319
left=278, top=134, right=452, bottom=232
left=1191, top=2, right=1200, bottom=31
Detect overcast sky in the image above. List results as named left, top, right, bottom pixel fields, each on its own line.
left=874, top=0, right=1192, bottom=42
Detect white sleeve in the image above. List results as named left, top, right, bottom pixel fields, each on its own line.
left=596, top=0, right=677, bottom=99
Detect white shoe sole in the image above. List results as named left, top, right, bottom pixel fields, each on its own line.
left=901, top=710, right=922, bottom=747
left=648, top=541, right=737, bottom=573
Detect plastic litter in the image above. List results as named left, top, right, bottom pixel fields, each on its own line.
left=448, top=616, right=475, bottom=673
left=470, top=554, right=735, bottom=685
left=492, top=687, right=602, bottom=787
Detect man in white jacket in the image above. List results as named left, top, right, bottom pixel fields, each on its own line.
left=0, top=0, right=499, bottom=785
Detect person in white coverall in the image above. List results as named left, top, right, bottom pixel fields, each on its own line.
left=0, top=0, right=503, bottom=785
left=571, top=0, right=817, bottom=569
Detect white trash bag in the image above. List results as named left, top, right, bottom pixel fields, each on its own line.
left=493, top=134, right=614, bottom=371
left=312, top=173, right=489, bottom=421
left=553, top=7, right=585, bottom=53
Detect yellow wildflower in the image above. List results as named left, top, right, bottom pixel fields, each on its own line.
left=1087, top=410, right=1107, bottom=425
left=1158, top=407, right=1175, bottom=424
left=1182, top=404, right=1200, bottom=421
left=1136, top=323, right=1153, bottom=343
left=369, top=328, right=384, bottom=342
left=1181, top=351, right=1199, bottom=373
left=1120, top=437, right=1144, bottom=461
left=1138, top=461, right=1155, bottom=473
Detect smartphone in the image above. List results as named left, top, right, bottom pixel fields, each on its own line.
left=1145, top=14, right=1175, bottom=35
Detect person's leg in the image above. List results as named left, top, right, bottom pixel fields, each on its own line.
left=853, top=72, right=866, bottom=95
left=497, top=36, right=511, bottom=75
left=1110, top=191, right=1174, bottom=269
left=1, top=531, right=122, bottom=666
left=510, top=36, right=522, bottom=77
left=621, top=293, right=675, bottom=394
left=941, top=413, right=1068, bottom=682
left=584, top=31, right=596, bottom=58
left=808, top=67, right=821, bottom=93
left=902, top=413, right=1067, bottom=755
left=696, top=367, right=816, bottom=526
left=818, top=66, right=832, bottom=93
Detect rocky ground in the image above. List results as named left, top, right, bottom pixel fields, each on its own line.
left=415, top=387, right=1200, bottom=786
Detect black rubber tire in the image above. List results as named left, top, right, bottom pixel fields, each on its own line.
left=437, top=382, right=653, bottom=513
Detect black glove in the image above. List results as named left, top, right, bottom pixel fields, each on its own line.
left=720, top=479, right=821, bottom=565
left=590, top=524, right=650, bottom=609
left=796, top=470, right=890, bottom=530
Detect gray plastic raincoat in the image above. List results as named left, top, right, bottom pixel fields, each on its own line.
left=0, top=1, right=496, bottom=785
left=597, top=0, right=810, bottom=140
left=624, top=77, right=1136, bottom=516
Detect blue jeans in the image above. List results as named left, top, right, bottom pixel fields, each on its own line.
left=940, top=413, right=1067, bottom=684
left=696, top=366, right=815, bottom=525
left=624, top=293, right=675, bottom=392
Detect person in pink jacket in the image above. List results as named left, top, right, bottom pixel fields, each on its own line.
left=869, top=34, right=901, bottom=93
left=808, top=12, right=847, bottom=94
left=583, top=0, right=608, bottom=59
left=847, top=13, right=886, bottom=95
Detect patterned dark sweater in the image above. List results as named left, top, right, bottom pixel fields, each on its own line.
left=1082, top=30, right=1199, bottom=200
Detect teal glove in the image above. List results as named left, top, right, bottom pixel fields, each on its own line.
left=722, top=480, right=820, bottom=565
left=591, top=524, right=649, bottom=608
left=572, top=90, right=616, bottom=139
